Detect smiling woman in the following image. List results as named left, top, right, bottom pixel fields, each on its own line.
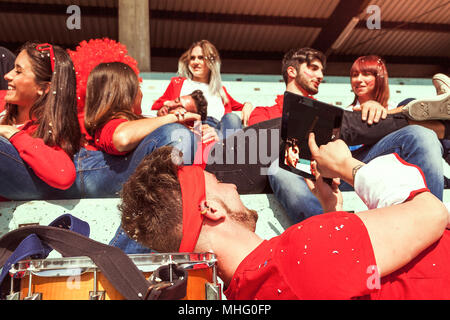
left=349, top=55, right=390, bottom=109
left=0, top=42, right=81, bottom=200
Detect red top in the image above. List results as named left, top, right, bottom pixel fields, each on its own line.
left=224, top=211, right=450, bottom=300
left=151, top=77, right=244, bottom=114
left=248, top=95, right=284, bottom=127
left=90, top=119, right=130, bottom=156
left=87, top=118, right=129, bottom=155
left=248, top=93, right=316, bottom=127
left=0, top=90, right=6, bottom=113
left=8, top=121, right=76, bottom=190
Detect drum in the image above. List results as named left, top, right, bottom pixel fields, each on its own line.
left=7, top=252, right=221, bottom=300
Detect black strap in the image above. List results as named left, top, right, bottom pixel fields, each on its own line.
left=145, top=264, right=188, bottom=300
left=0, top=225, right=151, bottom=300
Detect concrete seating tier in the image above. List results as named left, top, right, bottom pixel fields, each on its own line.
left=2, top=191, right=449, bottom=253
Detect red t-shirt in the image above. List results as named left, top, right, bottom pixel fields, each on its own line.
left=7, top=121, right=76, bottom=190
left=0, top=90, right=6, bottom=113
left=86, top=118, right=129, bottom=155
left=248, top=93, right=315, bottom=127
left=248, top=95, right=284, bottom=127
left=224, top=211, right=450, bottom=300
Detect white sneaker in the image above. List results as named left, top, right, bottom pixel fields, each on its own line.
left=402, top=92, right=450, bottom=120
left=433, top=73, right=450, bottom=95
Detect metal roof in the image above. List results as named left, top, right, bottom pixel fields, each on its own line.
left=0, top=0, right=448, bottom=77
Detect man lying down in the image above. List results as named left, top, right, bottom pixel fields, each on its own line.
left=118, top=133, right=450, bottom=300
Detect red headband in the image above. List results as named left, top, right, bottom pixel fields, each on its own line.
left=36, top=43, right=55, bottom=72
left=177, top=165, right=206, bottom=252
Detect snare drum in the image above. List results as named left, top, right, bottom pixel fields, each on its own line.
left=7, top=252, right=221, bottom=300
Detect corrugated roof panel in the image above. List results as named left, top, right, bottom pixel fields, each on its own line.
left=337, top=28, right=450, bottom=57
left=366, top=0, right=450, bottom=24
left=151, top=19, right=321, bottom=52
left=0, top=11, right=117, bottom=45
left=149, top=0, right=339, bottom=18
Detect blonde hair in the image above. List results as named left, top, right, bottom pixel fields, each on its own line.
left=177, top=40, right=228, bottom=104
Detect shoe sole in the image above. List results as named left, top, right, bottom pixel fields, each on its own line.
left=406, top=93, right=450, bottom=120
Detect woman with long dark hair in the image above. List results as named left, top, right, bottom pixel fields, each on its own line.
left=80, top=60, right=202, bottom=254
left=0, top=42, right=81, bottom=200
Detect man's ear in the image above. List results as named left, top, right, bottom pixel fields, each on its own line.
left=286, top=65, right=298, bottom=79
left=200, top=199, right=226, bottom=222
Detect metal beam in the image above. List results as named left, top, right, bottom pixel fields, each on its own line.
left=311, top=0, right=371, bottom=56
left=356, top=20, right=450, bottom=33
left=149, top=10, right=326, bottom=27
left=151, top=47, right=449, bottom=66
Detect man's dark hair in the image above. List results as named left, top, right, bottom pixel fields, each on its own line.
left=190, top=89, right=208, bottom=121
left=281, top=47, right=326, bottom=85
left=119, top=146, right=184, bottom=252
left=286, top=137, right=299, bottom=149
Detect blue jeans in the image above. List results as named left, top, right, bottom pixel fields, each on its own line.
left=108, top=226, right=155, bottom=254
left=72, top=123, right=196, bottom=198
left=269, top=125, right=444, bottom=224
left=205, top=113, right=242, bottom=139
left=0, top=123, right=196, bottom=200
left=0, top=137, right=74, bottom=200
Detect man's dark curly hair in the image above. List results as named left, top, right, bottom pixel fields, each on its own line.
left=281, top=47, right=326, bottom=85
left=190, top=89, right=208, bottom=121
left=119, top=146, right=184, bottom=252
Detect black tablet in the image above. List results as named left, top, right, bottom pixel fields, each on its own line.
left=279, top=91, right=344, bottom=180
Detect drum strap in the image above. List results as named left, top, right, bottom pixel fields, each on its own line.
left=0, top=234, right=48, bottom=284
left=0, top=214, right=90, bottom=286
left=0, top=224, right=152, bottom=300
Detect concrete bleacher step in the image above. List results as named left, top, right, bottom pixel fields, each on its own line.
left=2, top=190, right=450, bottom=248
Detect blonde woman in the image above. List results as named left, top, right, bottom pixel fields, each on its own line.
left=152, top=40, right=254, bottom=137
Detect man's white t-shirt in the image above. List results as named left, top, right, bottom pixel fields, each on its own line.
left=180, top=79, right=225, bottom=121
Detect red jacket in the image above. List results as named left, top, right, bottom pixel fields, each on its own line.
left=8, top=121, right=76, bottom=190
left=248, top=95, right=284, bottom=127
left=151, top=77, right=244, bottom=114
left=248, top=93, right=316, bottom=127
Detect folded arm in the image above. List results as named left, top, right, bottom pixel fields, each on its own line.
left=308, top=132, right=448, bottom=277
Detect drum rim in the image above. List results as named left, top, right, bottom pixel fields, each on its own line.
left=11, top=252, right=217, bottom=276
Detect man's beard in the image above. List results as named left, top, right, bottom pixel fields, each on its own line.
left=217, top=198, right=259, bottom=232
left=295, top=73, right=318, bottom=95
left=230, top=207, right=259, bottom=232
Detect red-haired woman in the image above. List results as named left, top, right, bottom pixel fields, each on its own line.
left=348, top=55, right=448, bottom=135
left=349, top=55, right=392, bottom=113
left=342, top=55, right=444, bottom=200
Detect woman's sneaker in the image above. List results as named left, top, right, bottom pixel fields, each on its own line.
left=433, top=73, right=450, bottom=95
left=402, top=92, right=450, bottom=120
